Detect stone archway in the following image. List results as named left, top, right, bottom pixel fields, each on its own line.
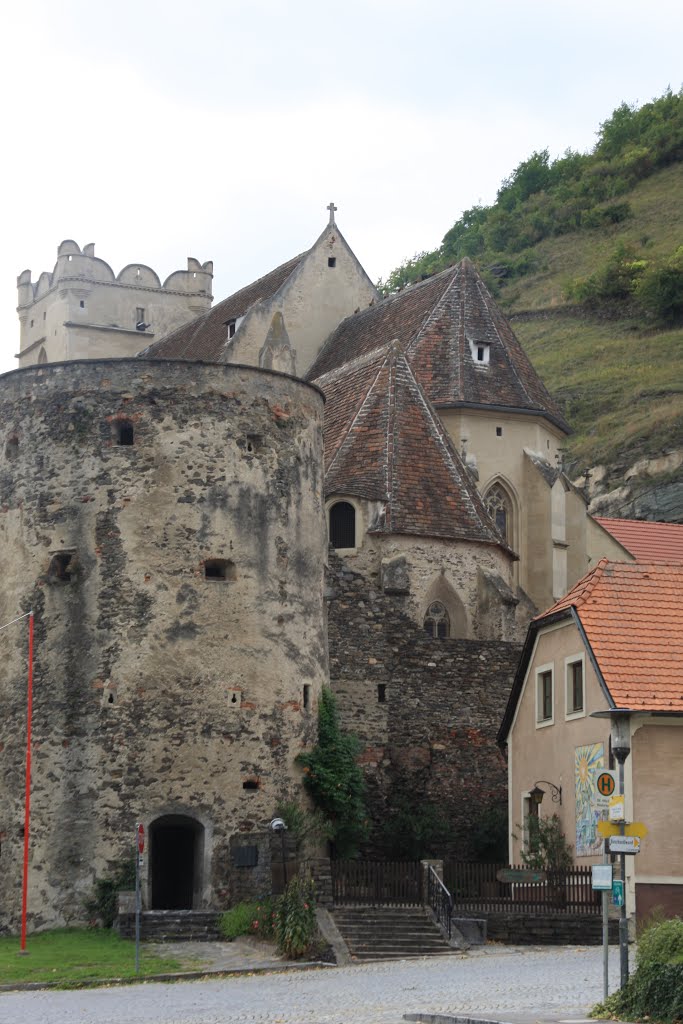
left=149, top=814, right=204, bottom=910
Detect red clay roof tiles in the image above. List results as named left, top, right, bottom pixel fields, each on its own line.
left=319, top=342, right=508, bottom=546
left=308, top=259, right=569, bottom=433
left=140, top=252, right=306, bottom=362
left=538, top=560, right=683, bottom=713
left=594, top=517, right=683, bottom=564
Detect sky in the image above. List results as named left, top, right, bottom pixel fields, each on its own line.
left=1, top=0, right=681, bottom=374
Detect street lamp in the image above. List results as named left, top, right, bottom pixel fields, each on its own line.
left=270, top=817, right=288, bottom=890
left=590, top=708, right=634, bottom=990
left=531, top=781, right=563, bottom=806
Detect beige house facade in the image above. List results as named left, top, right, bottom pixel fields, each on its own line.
left=499, top=559, right=683, bottom=921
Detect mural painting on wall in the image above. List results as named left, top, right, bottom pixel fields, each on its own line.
left=575, top=743, right=606, bottom=856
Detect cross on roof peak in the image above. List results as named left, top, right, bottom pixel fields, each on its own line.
left=327, top=201, right=337, bottom=224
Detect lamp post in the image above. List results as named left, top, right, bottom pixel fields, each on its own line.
left=591, top=708, right=634, bottom=990
left=530, top=781, right=563, bottom=806
left=270, top=817, right=288, bottom=891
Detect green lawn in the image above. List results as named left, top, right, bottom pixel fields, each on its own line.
left=0, top=929, right=183, bottom=988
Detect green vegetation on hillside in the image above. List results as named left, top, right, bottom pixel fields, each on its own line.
left=381, top=90, right=683, bottom=481
left=380, top=89, right=683, bottom=300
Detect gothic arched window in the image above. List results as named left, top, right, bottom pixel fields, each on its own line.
left=38, top=347, right=48, bottom=364
left=423, top=601, right=450, bottom=639
left=485, top=484, right=512, bottom=544
left=329, top=501, right=356, bottom=549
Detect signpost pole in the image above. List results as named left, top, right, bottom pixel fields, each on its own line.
left=602, top=840, right=609, bottom=1000
left=617, top=761, right=628, bottom=988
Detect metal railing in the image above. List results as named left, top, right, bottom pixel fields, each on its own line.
left=427, top=865, right=453, bottom=939
left=331, top=859, right=422, bottom=906
left=444, top=861, right=601, bottom=916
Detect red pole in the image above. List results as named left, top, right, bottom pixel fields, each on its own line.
left=20, top=611, right=34, bottom=953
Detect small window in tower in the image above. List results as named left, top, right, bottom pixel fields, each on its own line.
left=204, top=558, right=236, bottom=581
left=496, top=426, right=503, bottom=437
left=116, top=420, right=135, bottom=446
left=43, top=311, right=47, bottom=319
left=79, top=300, right=85, bottom=309
left=377, top=684, right=387, bottom=703
left=245, top=434, right=262, bottom=454
left=5, top=436, right=19, bottom=461
left=328, top=257, right=336, bottom=268
left=49, top=551, right=77, bottom=583
left=30, top=319, right=34, bottom=328
left=303, top=684, right=311, bottom=709
left=242, top=778, right=260, bottom=791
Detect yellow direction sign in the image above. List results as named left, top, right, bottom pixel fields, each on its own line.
left=597, top=820, right=649, bottom=839
left=596, top=771, right=616, bottom=797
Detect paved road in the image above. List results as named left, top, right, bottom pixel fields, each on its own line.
left=0, top=945, right=620, bottom=1024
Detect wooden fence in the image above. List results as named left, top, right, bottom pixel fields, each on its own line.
left=331, top=860, right=422, bottom=906
left=444, top=861, right=601, bottom=916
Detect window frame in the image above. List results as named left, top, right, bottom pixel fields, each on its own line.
left=564, top=653, right=586, bottom=720
left=535, top=663, right=554, bottom=727
left=327, top=498, right=360, bottom=552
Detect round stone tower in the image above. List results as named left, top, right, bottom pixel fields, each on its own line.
left=0, top=359, right=327, bottom=932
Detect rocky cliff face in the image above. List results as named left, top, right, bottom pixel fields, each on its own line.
left=575, top=449, right=683, bottom=523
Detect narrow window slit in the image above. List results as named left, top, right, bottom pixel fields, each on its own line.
left=204, top=558, right=236, bottom=581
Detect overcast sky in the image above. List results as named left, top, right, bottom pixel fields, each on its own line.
left=1, top=0, right=681, bottom=374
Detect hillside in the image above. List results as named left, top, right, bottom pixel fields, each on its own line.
left=382, top=93, right=683, bottom=522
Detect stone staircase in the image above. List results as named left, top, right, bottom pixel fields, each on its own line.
left=332, top=906, right=461, bottom=961
left=118, top=910, right=223, bottom=941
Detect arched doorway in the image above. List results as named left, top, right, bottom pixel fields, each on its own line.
left=149, top=815, right=204, bottom=910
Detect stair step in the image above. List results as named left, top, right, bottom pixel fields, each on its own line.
left=332, top=906, right=457, bottom=961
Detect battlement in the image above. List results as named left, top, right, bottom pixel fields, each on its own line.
left=17, top=240, right=213, bottom=307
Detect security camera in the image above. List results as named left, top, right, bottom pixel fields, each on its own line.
left=270, top=817, right=286, bottom=832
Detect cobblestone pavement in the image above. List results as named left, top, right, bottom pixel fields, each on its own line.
left=0, top=945, right=620, bottom=1024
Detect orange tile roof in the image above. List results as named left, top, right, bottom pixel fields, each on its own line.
left=594, top=517, right=683, bottom=563
left=538, top=560, right=683, bottom=713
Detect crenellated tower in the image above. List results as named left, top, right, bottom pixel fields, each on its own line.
left=16, top=240, right=213, bottom=367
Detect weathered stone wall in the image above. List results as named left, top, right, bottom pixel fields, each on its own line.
left=326, top=552, right=521, bottom=858
left=327, top=508, right=525, bottom=642
left=0, top=359, right=327, bottom=933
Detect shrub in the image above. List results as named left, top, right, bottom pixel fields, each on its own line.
left=84, top=858, right=136, bottom=928
left=275, top=799, right=333, bottom=855
left=274, top=876, right=317, bottom=959
left=518, top=813, right=573, bottom=872
left=635, top=247, right=683, bottom=322
left=219, top=897, right=276, bottom=940
left=297, top=688, right=368, bottom=858
left=592, top=916, right=683, bottom=1023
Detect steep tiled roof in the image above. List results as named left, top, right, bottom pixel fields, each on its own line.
left=308, top=259, right=569, bottom=433
left=317, top=343, right=509, bottom=547
left=139, top=252, right=306, bottom=361
left=594, top=517, right=683, bottom=564
left=540, top=560, right=683, bottom=713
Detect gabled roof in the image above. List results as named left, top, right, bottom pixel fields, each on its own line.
left=317, top=342, right=510, bottom=547
left=308, top=259, right=570, bottom=433
left=139, top=252, right=306, bottom=361
left=594, top=517, right=683, bottom=564
left=499, top=560, right=683, bottom=741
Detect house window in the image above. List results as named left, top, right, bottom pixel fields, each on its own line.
left=329, top=501, right=356, bottom=549
left=136, top=307, right=145, bottom=324
left=328, top=257, right=336, bottom=268
left=423, top=601, right=450, bottom=639
left=536, top=666, right=554, bottom=725
left=566, top=657, right=584, bottom=716
left=226, top=318, right=237, bottom=338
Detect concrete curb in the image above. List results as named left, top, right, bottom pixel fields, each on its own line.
left=0, top=959, right=334, bottom=994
